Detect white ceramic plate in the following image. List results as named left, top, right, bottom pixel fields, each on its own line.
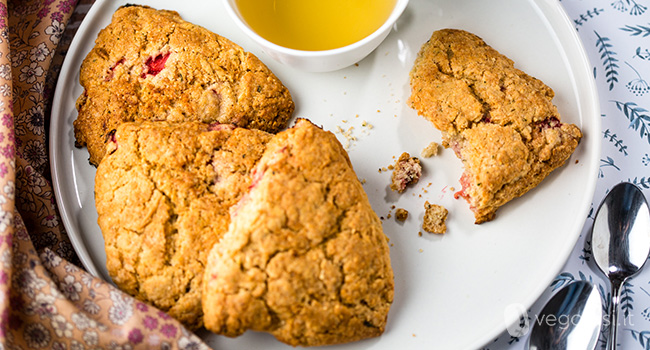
left=50, top=0, right=600, bottom=348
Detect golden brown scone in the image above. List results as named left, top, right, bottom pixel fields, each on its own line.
left=202, top=119, right=394, bottom=347
left=75, top=5, right=294, bottom=165
left=94, top=121, right=272, bottom=329
left=409, top=29, right=582, bottom=223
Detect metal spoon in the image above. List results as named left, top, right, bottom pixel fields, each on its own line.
left=528, top=280, right=603, bottom=350
left=591, top=182, right=650, bottom=350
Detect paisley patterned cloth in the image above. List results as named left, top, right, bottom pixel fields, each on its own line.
left=492, top=1, right=650, bottom=349
left=0, top=0, right=648, bottom=349
left=0, top=1, right=209, bottom=349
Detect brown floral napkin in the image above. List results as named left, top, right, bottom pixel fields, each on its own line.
left=1, top=1, right=210, bottom=348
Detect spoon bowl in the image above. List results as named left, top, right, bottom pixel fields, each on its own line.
left=591, top=182, right=650, bottom=349
left=528, top=280, right=603, bottom=350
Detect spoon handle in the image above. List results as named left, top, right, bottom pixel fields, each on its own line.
left=607, top=280, right=623, bottom=350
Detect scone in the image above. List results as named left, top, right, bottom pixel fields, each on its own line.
left=202, top=119, right=394, bottom=347
left=94, top=121, right=272, bottom=329
left=75, top=5, right=294, bottom=165
left=409, top=29, right=582, bottom=223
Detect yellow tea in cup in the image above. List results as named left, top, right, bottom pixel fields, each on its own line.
left=235, top=0, right=397, bottom=51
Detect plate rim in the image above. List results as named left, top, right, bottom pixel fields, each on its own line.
left=50, top=0, right=111, bottom=278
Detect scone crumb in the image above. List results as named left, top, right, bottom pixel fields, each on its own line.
left=395, top=208, right=409, bottom=221
left=390, top=152, right=422, bottom=193
left=423, top=201, right=448, bottom=234
left=335, top=125, right=356, bottom=149
left=421, top=142, right=440, bottom=158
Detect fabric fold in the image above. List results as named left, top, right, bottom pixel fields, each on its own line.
left=0, top=1, right=210, bottom=348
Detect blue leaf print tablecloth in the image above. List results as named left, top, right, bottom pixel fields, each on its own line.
left=490, top=1, right=650, bottom=349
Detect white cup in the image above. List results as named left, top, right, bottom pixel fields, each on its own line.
left=223, top=0, right=410, bottom=72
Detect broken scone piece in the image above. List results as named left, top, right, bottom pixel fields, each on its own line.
left=202, top=119, right=394, bottom=347
left=423, top=201, right=448, bottom=234
left=390, top=152, right=422, bottom=193
left=409, top=29, right=582, bottom=223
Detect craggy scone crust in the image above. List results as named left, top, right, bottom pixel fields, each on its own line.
left=75, top=5, right=294, bottom=165
left=94, top=121, right=272, bottom=329
left=202, top=119, right=394, bottom=347
left=409, top=29, right=582, bottom=223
